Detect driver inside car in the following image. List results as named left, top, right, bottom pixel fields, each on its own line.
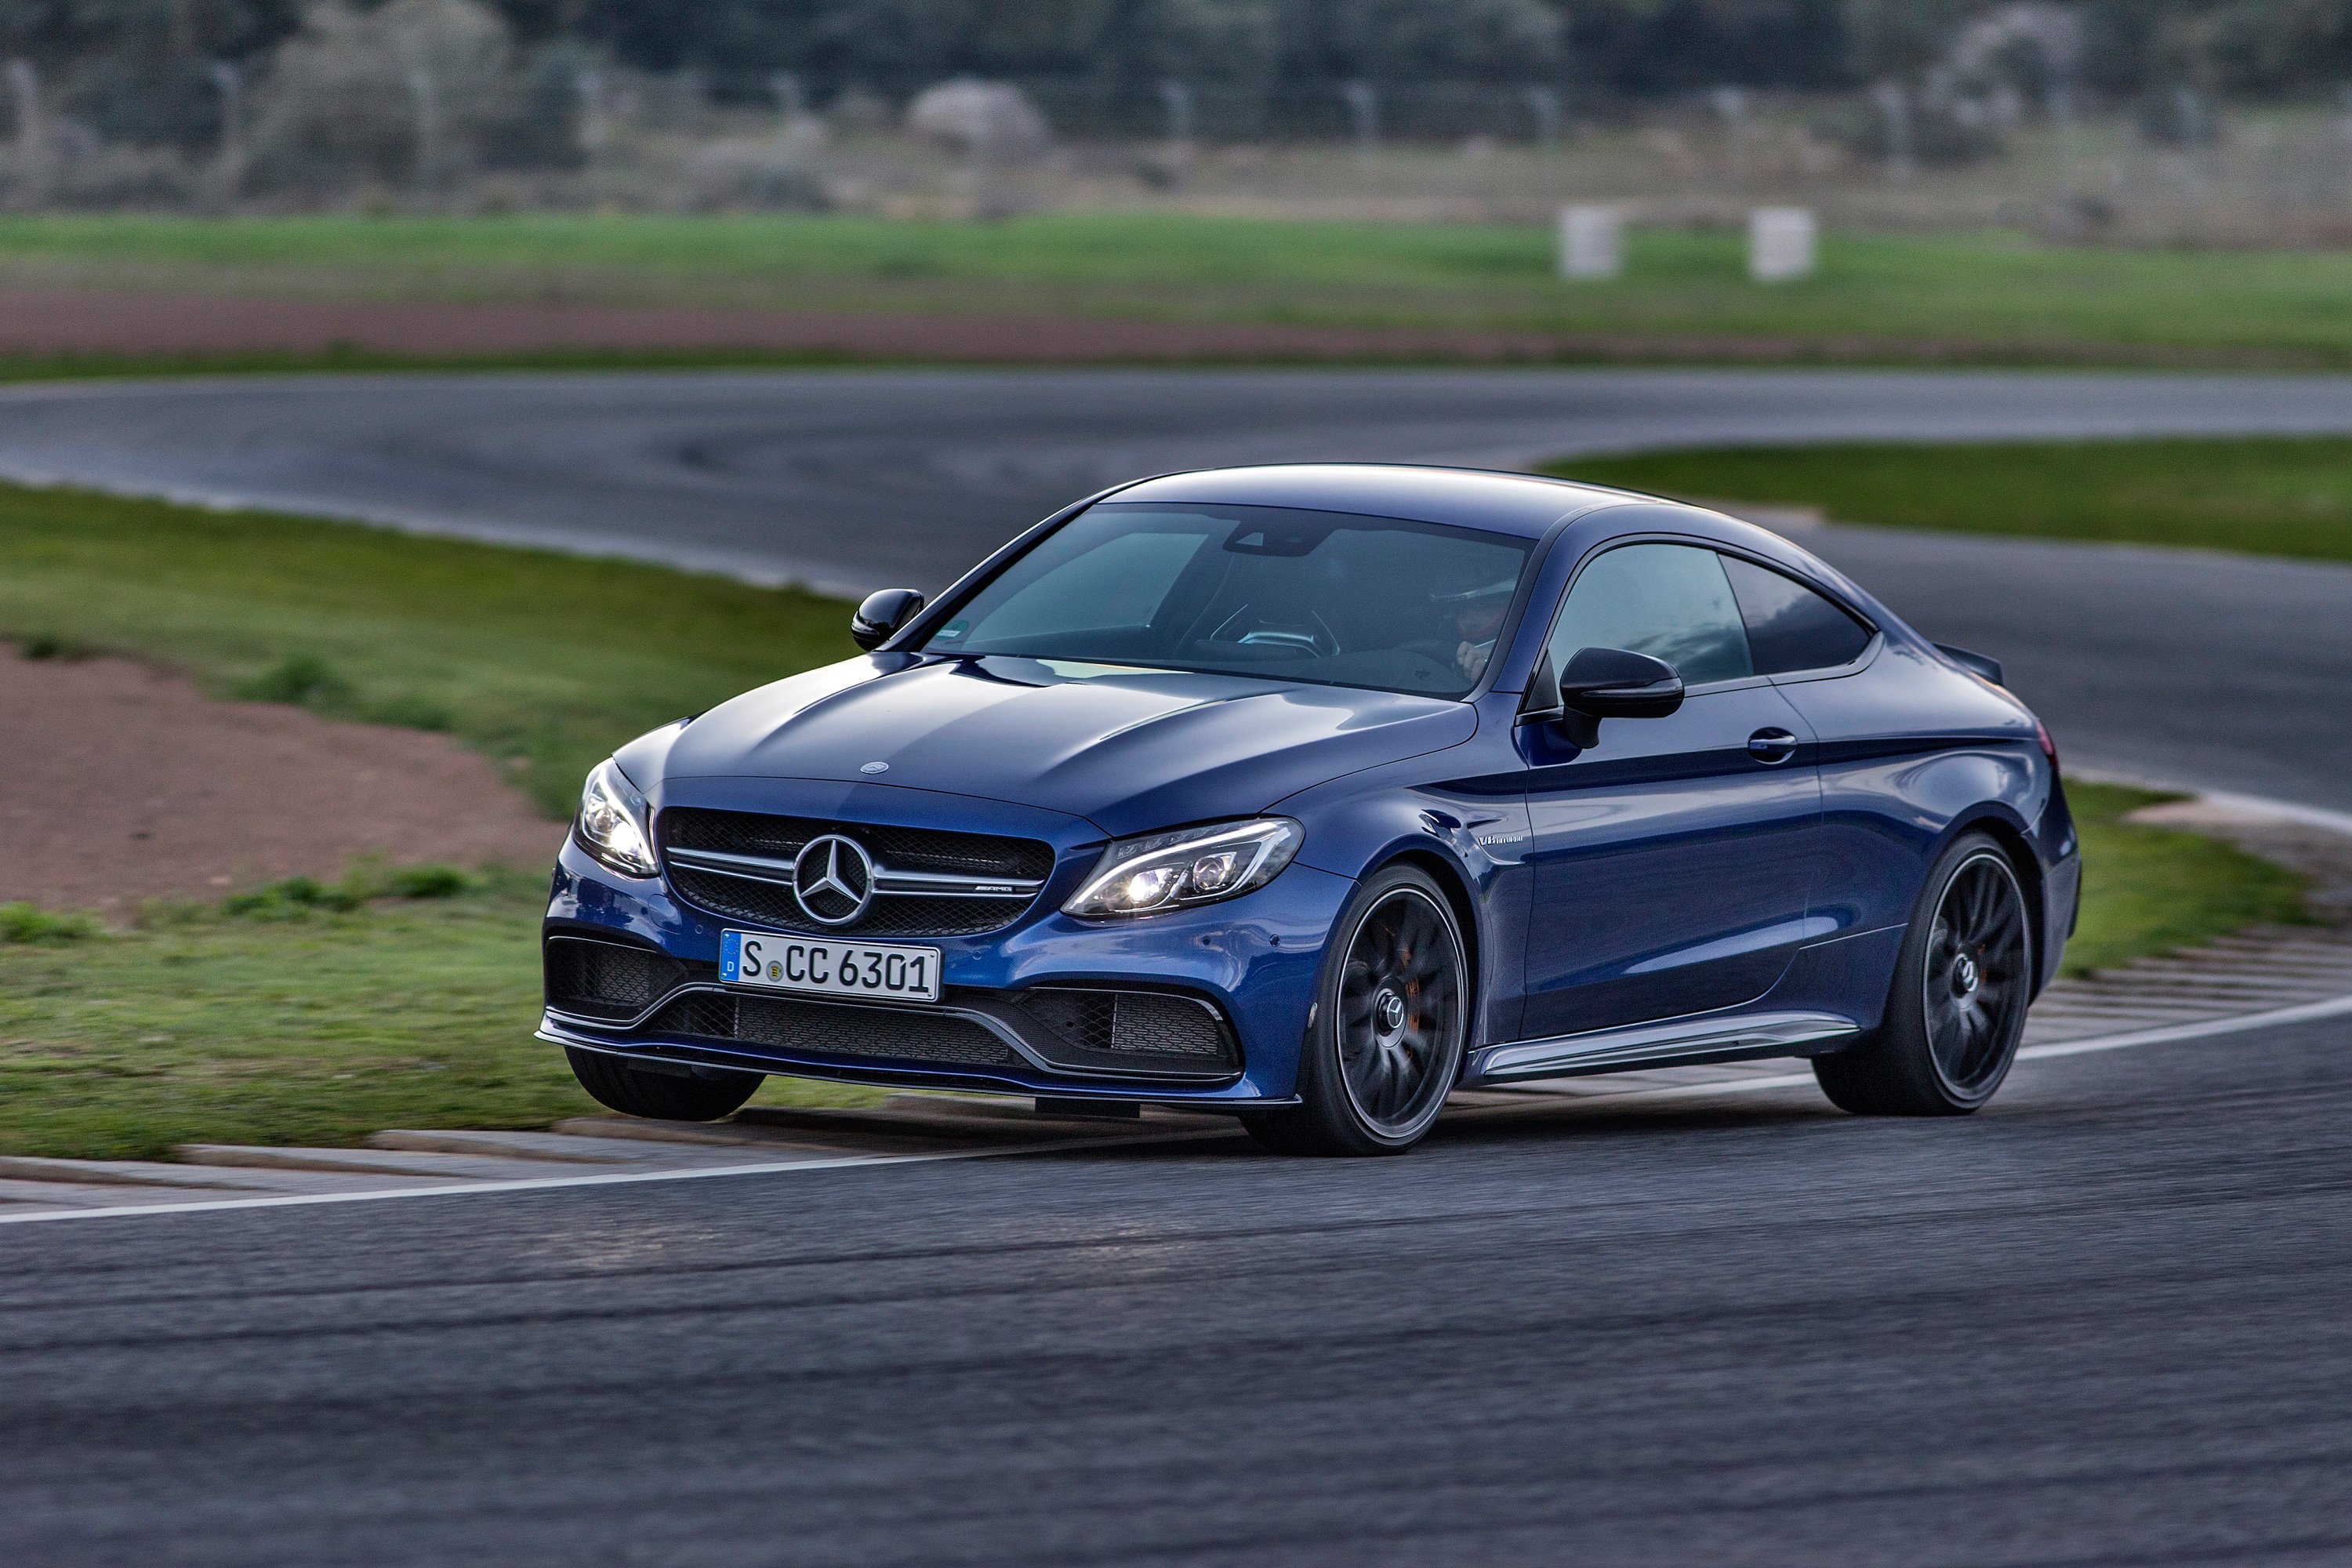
left=1438, top=577, right=1515, bottom=683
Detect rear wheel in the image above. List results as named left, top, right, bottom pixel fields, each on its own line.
left=1244, top=866, right=1468, bottom=1156
left=566, top=1046, right=762, bottom=1123
left=1814, top=832, right=2033, bottom=1116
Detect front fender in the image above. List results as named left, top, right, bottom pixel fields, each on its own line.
left=1273, top=720, right=1532, bottom=1047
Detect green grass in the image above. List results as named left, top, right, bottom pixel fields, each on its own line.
left=0, top=483, right=2316, bottom=1159
left=2063, top=782, right=2310, bottom=975
left=0, top=480, right=857, bottom=815
left=11, top=213, right=2352, bottom=367
left=0, top=874, right=876, bottom=1162
left=0, top=781, right=2302, bottom=1160
left=1549, top=436, right=2352, bottom=565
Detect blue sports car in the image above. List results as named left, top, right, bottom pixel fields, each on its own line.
left=542, top=464, right=2078, bottom=1155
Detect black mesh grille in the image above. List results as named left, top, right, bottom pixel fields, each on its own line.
left=657, top=808, right=1054, bottom=938
left=642, top=991, right=1017, bottom=1068
left=1014, top=988, right=1238, bottom=1069
left=545, top=938, right=689, bottom=1022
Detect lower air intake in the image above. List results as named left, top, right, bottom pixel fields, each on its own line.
left=1012, top=987, right=1240, bottom=1074
left=545, top=936, right=689, bottom=1022
left=643, top=991, right=1017, bottom=1069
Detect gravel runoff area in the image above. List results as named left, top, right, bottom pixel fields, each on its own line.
left=0, top=289, right=1739, bottom=363
left=0, top=289, right=2299, bottom=368
left=0, top=649, right=558, bottom=912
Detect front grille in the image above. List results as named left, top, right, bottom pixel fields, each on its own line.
left=657, top=808, right=1055, bottom=938
left=643, top=990, right=1017, bottom=1068
left=545, top=936, right=689, bottom=1022
left=666, top=867, right=1023, bottom=939
left=1011, top=987, right=1240, bottom=1073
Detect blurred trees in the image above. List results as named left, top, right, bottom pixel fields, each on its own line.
left=244, top=0, right=519, bottom=190
left=11, top=0, right=2352, bottom=156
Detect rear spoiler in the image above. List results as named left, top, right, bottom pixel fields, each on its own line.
left=1935, top=643, right=2005, bottom=687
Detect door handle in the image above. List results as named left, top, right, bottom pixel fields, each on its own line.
left=1748, top=728, right=1801, bottom=764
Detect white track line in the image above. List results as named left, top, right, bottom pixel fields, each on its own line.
left=2070, top=771, right=2352, bottom=840
left=7, top=990, right=2350, bottom=1229
left=0, top=1128, right=1240, bottom=1228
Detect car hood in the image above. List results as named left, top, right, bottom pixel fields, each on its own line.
left=654, top=654, right=1476, bottom=838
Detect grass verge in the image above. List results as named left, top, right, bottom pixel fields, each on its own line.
left=10, top=215, right=2352, bottom=368
left=1548, top=436, right=2352, bottom=566
left=2063, top=782, right=2310, bottom=977
left=0, top=485, right=2317, bottom=1160
left=0, top=873, right=876, bottom=1163
left=0, top=783, right=2306, bottom=1160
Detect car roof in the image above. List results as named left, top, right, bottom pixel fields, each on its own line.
left=1103, top=462, right=1907, bottom=634
left=1107, top=463, right=1639, bottom=539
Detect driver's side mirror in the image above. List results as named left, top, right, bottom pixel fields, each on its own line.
left=851, top=588, right=926, bottom=651
left=1519, top=646, right=1685, bottom=747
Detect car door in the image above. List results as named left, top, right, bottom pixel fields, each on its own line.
left=1718, top=550, right=1947, bottom=945
left=1515, top=542, right=1827, bottom=1040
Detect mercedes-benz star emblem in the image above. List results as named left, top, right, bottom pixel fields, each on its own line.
left=792, top=834, right=876, bottom=926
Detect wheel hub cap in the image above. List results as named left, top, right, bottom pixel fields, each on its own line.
left=1953, top=953, right=1980, bottom=997
left=1374, top=989, right=1407, bottom=1037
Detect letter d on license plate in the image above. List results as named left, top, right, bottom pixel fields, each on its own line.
left=720, top=931, right=942, bottom=1003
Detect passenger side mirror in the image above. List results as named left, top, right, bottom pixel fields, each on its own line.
left=851, top=588, right=926, bottom=652
left=1519, top=646, right=1685, bottom=748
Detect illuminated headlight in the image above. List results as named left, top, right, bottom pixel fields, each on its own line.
left=574, top=758, right=659, bottom=878
left=1063, top=818, right=1303, bottom=919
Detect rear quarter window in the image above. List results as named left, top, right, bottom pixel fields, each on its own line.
left=1721, top=556, right=1874, bottom=675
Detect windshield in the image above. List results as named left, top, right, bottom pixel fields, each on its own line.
left=920, top=503, right=1535, bottom=699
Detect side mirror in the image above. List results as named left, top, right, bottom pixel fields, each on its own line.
left=851, top=588, right=926, bottom=651
left=1519, top=646, right=1684, bottom=747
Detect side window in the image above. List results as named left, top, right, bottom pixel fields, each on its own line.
left=1721, top=556, right=1874, bottom=675
left=1545, top=543, right=1753, bottom=687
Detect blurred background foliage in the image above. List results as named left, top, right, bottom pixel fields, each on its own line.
left=8, top=2, right=2352, bottom=158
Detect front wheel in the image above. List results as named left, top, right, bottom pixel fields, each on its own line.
left=566, top=1046, right=762, bottom=1123
left=1244, top=866, right=1469, bottom=1156
left=1814, top=832, right=2034, bottom=1116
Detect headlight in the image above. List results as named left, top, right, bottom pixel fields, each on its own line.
left=1063, top=818, right=1303, bottom=919
left=574, top=758, right=659, bottom=877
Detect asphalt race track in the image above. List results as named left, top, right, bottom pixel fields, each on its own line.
left=3, top=367, right=2350, bottom=809
left=9, top=1014, right=2352, bottom=1566
left=6, top=368, right=2352, bottom=1565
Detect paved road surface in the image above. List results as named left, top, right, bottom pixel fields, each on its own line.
left=11, top=367, right=2352, bottom=590
left=8, top=1015, right=2352, bottom=1566
left=4, top=367, right=2349, bottom=809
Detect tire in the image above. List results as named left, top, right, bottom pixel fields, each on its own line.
left=566, top=1046, right=762, bottom=1123
left=1244, top=865, right=1470, bottom=1156
left=1814, top=831, right=2034, bottom=1116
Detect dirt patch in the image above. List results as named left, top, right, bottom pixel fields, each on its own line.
left=0, top=289, right=2325, bottom=370
left=0, top=650, right=561, bottom=913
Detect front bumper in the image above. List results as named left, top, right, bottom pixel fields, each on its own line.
left=544, top=833, right=1351, bottom=1105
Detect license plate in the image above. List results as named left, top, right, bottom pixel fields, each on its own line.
left=720, top=931, right=942, bottom=1003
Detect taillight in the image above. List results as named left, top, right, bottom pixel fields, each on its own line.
left=2034, top=718, right=2059, bottom=766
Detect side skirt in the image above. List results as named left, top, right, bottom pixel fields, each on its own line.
left=1463, top=1009, right=1860, bottom=1086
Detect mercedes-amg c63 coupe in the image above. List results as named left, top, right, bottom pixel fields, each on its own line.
left=542, top=463, right=2078, bottom=1155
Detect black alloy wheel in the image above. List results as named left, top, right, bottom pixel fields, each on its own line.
left=1245, top=866, right=1468, bottom=1156
left=1922, top=852, right=2032, bottom=1094
left=1815, top=832, right=2034, bottom=1116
